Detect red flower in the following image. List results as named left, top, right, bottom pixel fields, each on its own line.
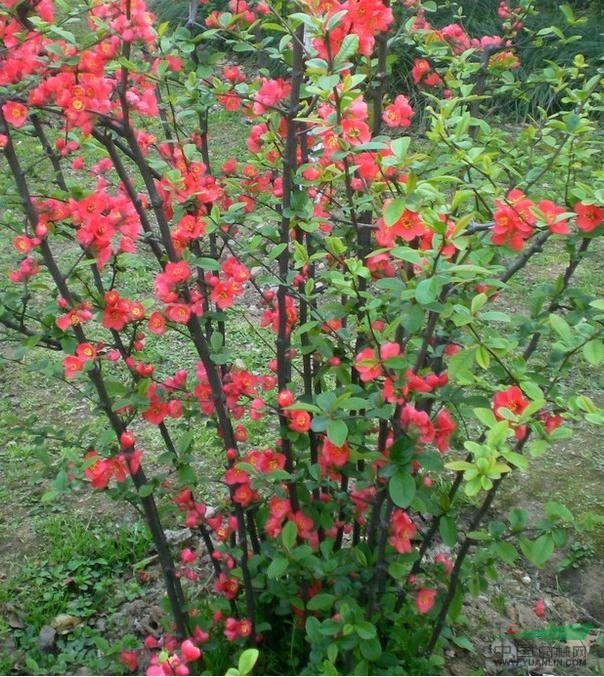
left=291, top=511, right=314, bottom=540
left=415, top=588, right=437, bottom=614
left=354, top=347, right=382, bottom=382
left=143, top=397, right=169, bottom=425
left=534, top=598, right=545, bottom=618
left=575, top=202, right=604, bottom=232
left=347, top=0, right=393, bottom=39
left=388, top=207, right=427, bottom=242
left=211, top=280, right=240, bottom=309
left=382, top=95, right=413, bottom=128
left=2, top=101, right=27, bottom=128
left=63, top=355, right=84, bottom=379
left=180, top=639, right=201, bottom=663
left=341, top=118, right=371, bottom=146
left=277, top=389, right=294, bottom=408
left=434, top=409, right=456, bottom=453
left=492, top=385, right=528, bottom=440
left=492, top=201, right=534, bottom=251
left=76, top=342, right=96, bottom=361
left=321, top=439, right=350, bottom=468
left=288, top=409, right=311, bottom=433
left=252, top=78, right=290, bottom=115
left=401, top=405, right=435, bottom=444
left=379, top=342, right=400, bottom=361
left=119, top=651, right=138, bottom=672
left=540, top=411, right=563, bottom=434
left=537, top=200, right=569, bottom=235
left=435, top=553, right=453, bottom=575
left=147, top=311, right=166, bottom=335
left=233, top=483, right=258, bottom=506
left=103, top=294, right=130, bottom=331
left=492, top=385, right=528, bottom=419
left=165, top=261, right=191, bottom=283
left=13, top=235, right=34, bottom=254
left=165, top=303, right=191, bottom=324
left=389, top=509, right=416, bottom=553
left=214, top=573, right=240, bottom=600
left=84, top=451, right=127, bottom=490
left=224, top=617, right=252, bottom=641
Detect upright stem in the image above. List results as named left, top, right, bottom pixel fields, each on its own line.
left=276, top=23, right=305, bottom=514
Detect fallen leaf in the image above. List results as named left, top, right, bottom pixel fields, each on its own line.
left=51, top=614, right=81, bottom=634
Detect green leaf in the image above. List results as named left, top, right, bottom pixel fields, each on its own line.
left=522, top=534, right=555, bottom=568
left=321, top=660, right=339, bottom=676
left=439, top=516, right=457, bottom=547
left=238, top=649, right=259, bottom=676
left=487, top=421, right=510, bottom=448
left=549, top=314, right=571, bottom=341
left=391, top=137, right=411, bottom=161
left=334, top=33, right=359, bottom=65
left=508, top=508, right=527, bottom=531
left=448, top=348, right=475, bottom=383
left=326, top=419, right=348, bottom=446
left=544, top=501, right=573, bottom=523
left=138, top=483, right=154, bottom=497
left=475, top=345, right=490, bottom=369
left=359, top=637, right=382, bottom=661
left=390, top=246, right=423, bottom=265
left=389, top=470, right=416, bottom=508
left=451, top=635, right=474, bottom=652
left=267, top=557, right=289, bottom=578
left=192, top=257, right=220, bottom=271
left=306, top=616, right=321, bottom=643
left=445, top=460, right=474, bottom=472
left=465, top=477, right=482, bottom=496
left=177, top=464, right=197, bottom=487
left=471, top=293, right=487, bottom=315
left=269, top=243, right=288, bottom=261
left=389, top=434, right=414, bottom=465
left=474, top=408, right=497, bottom=427
left=415, top=451, right=444, bottom=472
left=327, top=643, right=338, bottom=664
left=500, top=450, right=528, bottom=471
left=384, top=197, right=406, bottom=227
left=415, top=277, right=439, bottom=305
left=494, top=541, right=518, bottom=565
left=583, top=339, right=604, bottom=365
left=340, top=397, right=369, bottom=410
left=281, top=521, right=298, bottom=550
left=355, top=621, right=377, bottom=640
left=177, top=431, right=194, bottom=454
left=307, top=593, right=335, bottom=611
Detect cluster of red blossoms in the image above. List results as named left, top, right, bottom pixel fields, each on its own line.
left=84, top=448, right=142, bottom=490
left=260, top=291, right=298, bottom=337
left=492, top=385, right=562, bottom=441
left=376, top=206, right=427, bottom=246
left=492, top=190, right=604, bottom=251
left=224, top=448, right=286, bottom=506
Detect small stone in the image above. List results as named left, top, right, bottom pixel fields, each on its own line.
left=505, top=605, right=518, bottom=621
left=163, top=528, right=192, bottom=546
left=521, top=575, right=531, bottom=585
left=37, top=625, right=56, bottom=654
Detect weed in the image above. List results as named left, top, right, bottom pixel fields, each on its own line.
left=0, top=517, right=151, bottom=675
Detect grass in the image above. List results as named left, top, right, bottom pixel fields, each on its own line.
left=0, top=515, right=150, bottom=675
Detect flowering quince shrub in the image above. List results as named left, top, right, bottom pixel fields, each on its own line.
left=1, top=0, right=604, bottom=673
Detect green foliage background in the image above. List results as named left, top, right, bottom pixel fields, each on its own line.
left=151, top=0, right=604, bottom=119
